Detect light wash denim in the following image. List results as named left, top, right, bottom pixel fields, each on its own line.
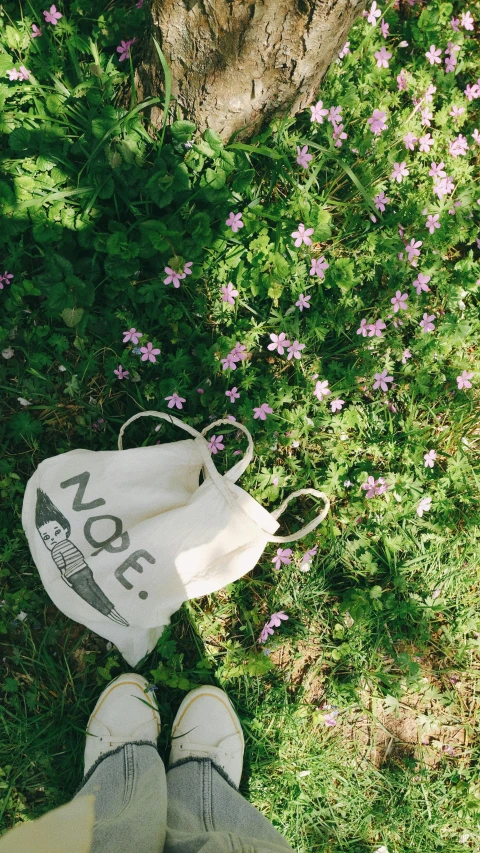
left=74, top=742, right=294, bottom=853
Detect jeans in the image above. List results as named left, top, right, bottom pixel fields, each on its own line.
left=73, top=742, right=294, bottom=853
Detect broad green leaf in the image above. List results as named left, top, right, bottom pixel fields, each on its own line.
left=61, top=307, right=84, bottom=327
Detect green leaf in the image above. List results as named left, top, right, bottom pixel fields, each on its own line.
left=8, top=127, right=32, bottom=151
left=170, top=120, right=196, bottom=142
left=192, top=139, right=216, bottom=158
left=203, top=127, right=223, bottom=152
left=61, top=307, right=84, bottom=327
left=232, top=169, right=255, bottom=193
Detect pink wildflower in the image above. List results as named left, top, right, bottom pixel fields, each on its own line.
left=295, top=293, right=311, bottom=311
left=412, top=273, right=431, bottom=295
left=460, top=11, right=474, bottom=30
left=208, top=435, right=225, bottom=454
left=449, top=135, right=469, bottom=158
left=114, top=365, right=129, bottom=380
left=402, top=348, right=412, bottom=364
left=330, top=398, right=345, bottom=413
left=140, top=342, right=160, bottom=362
left=164, top=266, right=186, bottom=288
left=291, top=223, right=314, bottom=247
left=391, top=162, right=409, bottom=183
left=259, top=622, right=274, bottom=643
left=32, top=23, right=43, bottom=37
left=367, top=318, right=387, bottom=337
left=117, top=39, right=137, bottom=61
left=425, top=214, right=440, bottom=234
left=367, top=2, right=382, bottom=25
left=425, top=45, right=442, bottom=65
left=450, top=105, right=465, bottom=120
left=287, top=340, right=305, bottom=361
left=123, top=327, right=142, bottom=345
left=225, top=212, right=244, bottom=233
left=429, top=162, right=446, bottom=178
left=225, top=386, right=240, bottom=403
left=374, top=191, right=390, bottom=212
left=405, top=238, right=422, bottom=265
left=357, top=318, right=369, bottom=337
left=0, top=271, right=13, bottom=288
left=253, top=402, right=274, bottom=421
left=43, top=4, right=62, bottom=25
left=367, top=109, right=388, bottom=135
left=424, top=449, right=437, bottom=468
left=165, top=392, right=186, bottom=410
left=267, top=333, right=291, bottom=355
left=375, top=46, right=392, bottom=68
left=465, top=84, right=480, bottom=102
left=391, top=291, right=408, bottom=312
left=362, top=475, right=388, bottom=497
left=380, top=18, right=389, bottom=37
left=404, top=132, right=418, bottom=151
left=310, top=100, right=329, bottom=123
left=221, top=282, right=239, bottom=304
left=272, top=548, right=292, bottom=570
left=296, top=145, right=313, bottom=168
left=314, top=380, right=330, bottom=401
left=419, top=313, right=436, bottom=332
left=309, top=256, right=329, bottom=278
left=457, top=370, right=473, bottom=390
left=417, top=497, right=432, bottom=517
left=419, top=133, right=434, bottom=153
left=373, top=369, right=393, bottom=391
left=268, top=611, right=289, bottom=628
left=339, top=42, right=350, bottom=59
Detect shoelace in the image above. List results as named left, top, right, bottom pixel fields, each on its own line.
left=175, top=733, right=241, bottom=762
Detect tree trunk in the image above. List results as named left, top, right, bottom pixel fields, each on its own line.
left=133, top=0, right=366, bottom=143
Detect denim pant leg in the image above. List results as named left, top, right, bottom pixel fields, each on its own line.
left=165, top=758, right=294, bottom=853
left=74, top=742, right=167, bottom=853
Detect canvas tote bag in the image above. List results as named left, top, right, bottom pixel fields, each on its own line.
left=22, top=411, right=330, bottom=666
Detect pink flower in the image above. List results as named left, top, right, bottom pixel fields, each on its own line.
left=267, top=333, right=291, bottom=355
left=328, top=106, right=342, bottom=125
left=309, top=256, right=329, bottom=278
left=418, top=133, right=434, bottom=153
left=43, top=4, right=62, bottom=25
left=419, top=313, right=436, bottom=332
left=412, top=273, right=431, bottom=295
left=117, top=39, right=137, bottom=61
left=457, top=370, right=473, bottom=390
left=123, top=327, right=142, bottom=344
left=404, top=132, right=418, bottom=151
left=429, top=162, right=446, bottom=178
left=0, top=271, right=13, bottom=288
left=221, top=282, right=239, bottom=304
left=391, top=162, right=409, bottom=183
left=287, top=340, right=305, bottom=361
left=268, top=611, right=289, bottom=627
left=232, top=342, right=247, bottom=362
left=450, top=17, right=460, bottom=31
left=339, top=41, right=350, bottom=59
left=424, top=449, right=437, bottom=468
left=357, top=318, right=369, bottom=337
left=449, top=135, right=469, bottom=158
left=221, top=352, right=238, bottom=371
left=362, top=475, right=387, bottom=497
left=461, top=11, right=474, bottom=30
left=301, top=546, right=318, bottom=566
left=296, top=145, right=313, bottom=168
left=367, top=1, right=382, bottom=25
left=291, top=223, right=314, bottom=247
left=140, top=342, right=161, bottom=362
left=295, top=293, right=311, bottom=311
left=450, top=105, right=465, bottom=120
left=6, top=69, right=21, bottom=81
left=272, top=548, right=292, bottom=570
left=324, top=711, right=339, bottom=727
left=375, top=46, right=392, bottom=68
left=367, top=318, right=386, bottom=337
left=397, top=69, right=408, bottom=91
left=417, top=496, right=432, bottom=517
left=114, top=365, right=129, bottom=380
left=330, top=398, right=345, bottom=412
left=424, top=84, right=437, bottom=103
left=165, top=392, right=186, bottom=409
left=333, top=123, right=348, bottom=148
left=405, top=238, right=422, bottom=265
left=259, top=622, right=275, bottom=643
left=421, top=107, right=433, bottom=127
left=136, top=0, right=144, bottom=7
left=253, top=402, right=274, bottom=421
left=373, top=369, right=393, bottom=391
left=310, top=100, right=329, bottom=123
left=425, top=45, right=442, bottom=65
left=402, top=348, right=412, bottom=364
left=380, top=18, right=389, bottom=37
left=425, top=214, right=440, bottom=234
left=314, top=379, right=330, bottom=401
left=367, top=109, right=388, bottom=135
left=391, top=291, right=408, bottom=312
left=208, top=434, right=225, bottom=454
left=473, top=129, right=480, bottom=144
left=164, top=266, right=186, bottom=288
left=32, top=23, right=43, bottom=37
left=226, top=386, right=240, bottom=403
left=465, top=84, right=480, bottom=102
left=225, top=211, right=245, bottom=234
left=374, top=191, right=390, bottom=212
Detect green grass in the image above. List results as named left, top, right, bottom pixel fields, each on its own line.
left=1, top=0, right=480, bottom=849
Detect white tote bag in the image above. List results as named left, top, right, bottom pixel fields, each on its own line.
left=22, top=412, right=330, bottom=666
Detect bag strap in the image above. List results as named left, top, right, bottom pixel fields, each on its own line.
left=117, top=411, right=329, bottom=543
left=267, top=488, right=330, bottom=543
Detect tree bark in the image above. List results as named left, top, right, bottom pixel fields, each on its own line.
left=133, top=0, right=366, bottom=143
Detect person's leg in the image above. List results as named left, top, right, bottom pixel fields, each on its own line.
left=164, top=686, right=293, bottom=853
left=74, top=673, right=167, bottom=853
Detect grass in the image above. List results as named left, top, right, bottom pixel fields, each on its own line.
left=1, top=0, right=480, bottom=850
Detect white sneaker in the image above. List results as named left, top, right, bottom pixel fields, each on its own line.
left=84, top=673, right=160, bottom=775
left=169, top=685, right=245, bottom=787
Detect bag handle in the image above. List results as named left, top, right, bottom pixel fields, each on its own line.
left=118, top=411, right=330, bottom=543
